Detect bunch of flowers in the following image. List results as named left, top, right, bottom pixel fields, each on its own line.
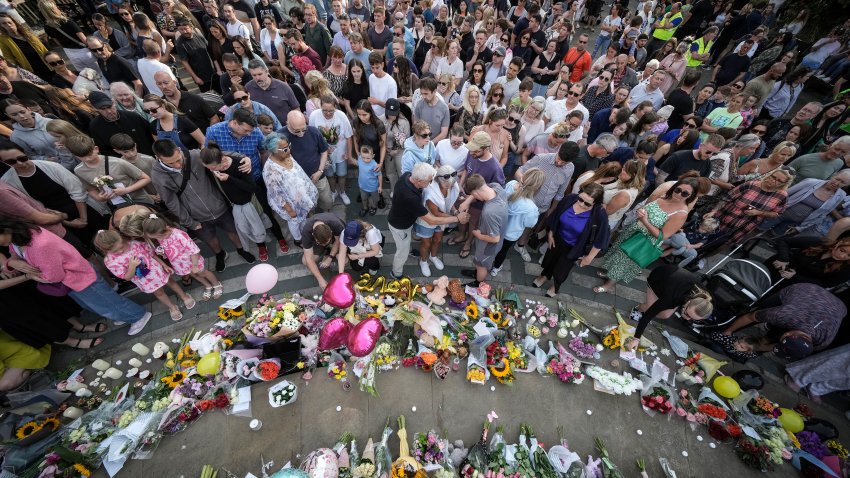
left=269, top=381, right=297, bottom=407
left=292, top=55, right=317, bottom=75
left=826, top=439, right=849, bottom=459
left=761, top=426, right=793, bottom=464
left=373, top=338, right=399, bottom=371
left=197, top=388, right=231, bottom=412
left=466, top=302, right=479, bottom=321
left=696, top=403, right=728, bottom=421
left=15, top=416, right=60, bottom=441
left=546, top=354, right=584, bottom=385
left=243, top=295, right=306, bottom=339
left=414, top=350, right=438, bottom=373
left=567, top=335, right=596, bottom=359
left=506, top=342, right=527, bottom=371
left=256, top=360, right=280, bottom=381
left=466, top=364, right=486, bottom=384
left=486, top=341, right=513, bottom=385
left=91, top=175, right=115, bottom=188
left=735, top=437, right=774, bottom=472
left=329, top=360, right=348, bottom=381
left=674, top=390, right=708, bottom=424
left=176, top=374, right=215, bottom=399
left=585, top=365, right=641, bottom=395
left=602, top=328, right=620, bottom=349
left=461, top=416, right=493, bottom=476
left=747, top=396, right=780, bottom=418
left=641, top=387, right=673, bottom=414
left=161, top=404, right=202, bottom=435
left=402, top=340, right=416, bottom=367
left=216, top=305, right=245, bottom=321
left=412, top=430, right=445, bottom=467
left=676, top=352, right=706, bottom=385
left=707, top=419, right=743, bottom=442
left=525, top=424, right=558, bottom=478
left=486, top=305, right=510, bottom=328
left=797, top=430, right=830, bottom=459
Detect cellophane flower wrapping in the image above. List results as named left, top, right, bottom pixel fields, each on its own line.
left=512, top=427, right=534, bottom=477
left=374, top=426, right=393, bottom=478
left=461, top=419, right=491, bottom=475
left=525, top=425, right=558, bottom=478
left=412, top=430, right=446, bottom=471
left=487, top=426, right=509, bottom=475
left=242, top=295, right=307, bottom=345
left=594, top=438, right=624, bottom=478
left=467, top=332, right=495, bottom=384
left=352, top=437, right=376, bottom=478
left=639, top=361, right=676, bottom=417
left=354, top=353, right=378, bottom=397
left=731, top=390, right=779, bottom=427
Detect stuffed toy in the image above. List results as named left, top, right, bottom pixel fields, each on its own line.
left=427, top=276, right=450, bottom=305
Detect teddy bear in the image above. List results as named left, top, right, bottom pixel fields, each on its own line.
left=427, top=276, right=450, bottom=305
left=447, top=278, right=466, bottom=304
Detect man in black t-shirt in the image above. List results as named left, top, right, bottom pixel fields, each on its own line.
left=87, top=37, right=143, bottom=96
left=387, top=163, right=469, bottom=279
left=174, top=18, right=217, bottom=92
left=712, top=40, right=753, bottom=87
left=88, top=91, right=156, bottom=156
left=156, top=72, right=219, bottom=132
left=657, top=134, right=725, bottom=183
left=665, top=68, right=699, bottom=130
left=299, top=212, right=345, bottom=288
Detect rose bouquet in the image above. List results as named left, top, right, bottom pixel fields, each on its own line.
left=242, top=295, right=306, bottom=344
left=412, top=429, right=446, bottom=469
left=585, top=366, right=641, bottom=395
left=512, top=426, right=535, bottom=478
left=487, top=426, right=511, bottom=476
left=546, top=344, right=584, bottom=384
left=735, top=437, right=774, bottom=472
left=268, top=380, right=297, bottom=407
left=748, top=395, right=780, bottom=417
left=761, top=426, right=792, bottom=465
left=353, top=437, right=377, bottom=478
left=674, top=389, right=709, bottom=426
left=461, top=413, right=495, bottom=476
left=641, top=387, right=674, bottom=414
left=254, top=359, right=281, bottom=381
left=707, top=419, right=743, bottom=442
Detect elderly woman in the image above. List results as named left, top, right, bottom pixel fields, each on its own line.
left=416, top=164, right=461, bottom=277
left=535, top=183, right=611, bottom=297
left=737, top=141, right=796, bottom=182
left=657, top=42, right=688, bottom=94
left=262, top=133, right=317, bottom=244
left=109, top=82, right=150, bottom=121
left=760, top=170, right=850, bottom=236
left=705, top=167, right=794, bottom=244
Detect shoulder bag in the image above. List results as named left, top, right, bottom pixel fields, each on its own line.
left=619, top=229, right=663, bottom=268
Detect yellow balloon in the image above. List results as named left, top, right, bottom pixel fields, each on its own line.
left=713, top=376, right=741, bottom=399
left=777, top=408, right=804, bottom=433
left=196, top=352, right=221, bottom=376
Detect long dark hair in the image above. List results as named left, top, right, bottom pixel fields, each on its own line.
left=353, top=99, right=385, bottom=137
left=346, top=58, right=366, bottom=86
left=470, top=60, right=487, bottom=89
left=0, top=217, right=36, bottom=246
left=393, top=58, right=413, bottom=96
left=663, top=177, right=700, bottom=205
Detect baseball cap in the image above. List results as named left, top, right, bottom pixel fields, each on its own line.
left=465, top=131, right=492, bottom=152
left=342, top=220, right=363, bottom=247
left=88, top=91, right=114, bottom=109
left=385, top=98, right=400, bottom=117
left=626, top=29, right=639, bottom=39
left=493, top=46, right=506, bottom=57
left=776, top=334, right=813, bottom=360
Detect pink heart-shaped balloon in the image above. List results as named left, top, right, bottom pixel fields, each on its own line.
left=323, top=273, right=356, bottom=309
left=347, top=316, right=383, bottom=357
left=318, top=317, right=352, bottom=351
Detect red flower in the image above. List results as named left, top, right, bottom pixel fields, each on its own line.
left=198, top=400, right=213, bottom=411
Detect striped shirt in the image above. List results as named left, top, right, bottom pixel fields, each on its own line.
left=517, top=153, right=574, bottom=213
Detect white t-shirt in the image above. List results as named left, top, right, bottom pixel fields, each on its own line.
left=136, top=58, right=176, bottom=96
left=308, top=109, right=353, bottom=164
left=226, top=21, right=252, bottom=39
left=435, top=57, right=464, bottom=79
left=599, top=15, right=622, bottom=38
left=341, top=227, right=383, bottom=258
left=416, top=180, right=460, bottom=229
left=368, top=73, right=398, bottom=117
left=434, top=139, right=469, bottom=171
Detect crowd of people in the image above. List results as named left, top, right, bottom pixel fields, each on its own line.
left=0, top=0, right=848, bottom=402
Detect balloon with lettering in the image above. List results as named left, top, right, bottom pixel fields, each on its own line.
left=323, top=273, right=356, bottom=308
left=347, top=316, right=383, bottom=356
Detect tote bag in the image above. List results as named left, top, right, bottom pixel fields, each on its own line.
left=619, top=230, right=664, bottom=268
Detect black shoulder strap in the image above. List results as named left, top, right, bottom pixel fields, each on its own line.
left=103, top=155, right=109, bottom=176
left=175, top=149, right=192, bottom=198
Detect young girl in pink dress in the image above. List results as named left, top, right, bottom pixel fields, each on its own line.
left=94, top=230, right=195, bottom=321
left=141, top=215, right=224, bottom=300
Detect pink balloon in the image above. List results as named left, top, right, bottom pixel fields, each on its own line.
left=323, top=273, right=356, bottom=308
left=318, top=317, right=352, bottom=351
left=347, top=316, right=383, bottom=356
left=245, top=264, right=279, bottom=294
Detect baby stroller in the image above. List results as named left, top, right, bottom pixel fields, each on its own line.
left=678, top=236, right=785, bottom=336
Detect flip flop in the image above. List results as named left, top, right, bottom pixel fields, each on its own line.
left=593, top=286, right=610, bottom=294
left=446, top=236, right=465, bottom=246
left=65, top=337, right=104, bottom=349
left=459, top=247, right=471, bottom=258
left=74, top=321, right=107, bottom=333
left=169, top=307, right=183, bottom=321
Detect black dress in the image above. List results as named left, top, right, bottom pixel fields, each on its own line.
left=0, top=279, right=79, bottom=348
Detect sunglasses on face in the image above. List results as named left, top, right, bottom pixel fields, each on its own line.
left=48, top=59, right=64, bottom=66
left=89, top=46, right=105, bottom=53
left=672, top=187, right=691, bottom=198
left=568, top=91, right=581, bottom=97
left=492, top=93, right=503, bottom=98
left=599, top=76, right=611, bottom=81
left=235, top=95, right=250, bottom=102
left=2, top=155, right=27, bottom=165
left=576, top=197, right=593, bottom=207
left=507, top=116, right=521, bottom=123
left=473, top=68, right=483, bottom=73
left=144, top=107, right=160, bottom=113
left=417, top=132, right=431, bottom=138
left=732, top=83, right=743, bottom=89
left=438, top=171, right=458, bottom=179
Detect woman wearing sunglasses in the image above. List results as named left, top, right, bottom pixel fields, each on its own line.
left=533, top=182, right=611, bottom=298
left=415, top=165, right=461, bottom=277
left=595, top=176, right=697, bottom=294
left=142, top=95, right=205, bottom=151
left=261, top=133, right=318, bottom=244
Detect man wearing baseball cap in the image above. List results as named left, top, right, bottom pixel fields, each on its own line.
left=87, top=91, right=156, bottom=156
left=723, top=283, right=846, bottom=360
left=337, top=220, right=384, bottom=275
left=484, top=47, right=507, bottom=85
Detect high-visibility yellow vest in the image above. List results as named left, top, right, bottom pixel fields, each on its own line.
left=652, top=12, right=683, bottom=41
left=686, top=37, right=713, bottom=67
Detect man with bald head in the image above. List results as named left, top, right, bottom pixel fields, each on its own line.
left=281, top=110, right=333, bottom=212
left=154, top=71, right=218, bottom=132
left=611, top=54, right=638, bottom=90
left=742, top=62, right=787, bottom=114
left=86, top=36, right=143, bottom=96
left=137, top=39, right=176, bottom=96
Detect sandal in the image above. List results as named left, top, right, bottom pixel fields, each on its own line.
left=183, top=296, right=196, bottom=310
left=593, top=286, right=611, bottom=294
left=202, top=287, right=212, bottom=301
left=73, top=321, right=107, bottom=333
left=181, top=275, right=193, bottom=286
left=446, top=236, right=465, bottom=246
left=64, top=337, right=104, bottom=349
left=459, top=247, right=471, bottom=258
left=596, top=270, right=608, bottom=279
left=212, top=283, right=224, bottom=300
left=169, top=307, right=183, bottom=321
left=532, top=277, right=547, bottom=288
left=545, top=288, right=557, bottom=298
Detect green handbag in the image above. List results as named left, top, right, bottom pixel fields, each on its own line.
left=619, top=230, right=664, bottom=268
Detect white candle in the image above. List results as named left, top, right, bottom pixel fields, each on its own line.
left=65, top=381, right=85, bottom=392
left=63, top=407, right=84, bottom=419
left=128, top=358, right=143, bottom=368
left=91, top=359, right=110, bottom=371
left=104, top=368, right=122, bottom=380
left=75, top=388, right=92, bottom=397
left=249, top=419, right=263, bottom=431
left=131, top=343, right=150, bottom=355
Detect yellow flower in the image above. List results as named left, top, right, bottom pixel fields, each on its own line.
left=161, top=371, right=186, bottom=388
left=181, top=360, right=196, bottom=369
left=217, top=308, right=232, bottom=320
left=465, top=302, right=479, bottom=319
left=222, top=339, right=234, bottom=348
left=41, top=417, right=60, bottom=431
left=73, top=463, right=92, bottom=477
left=165, top=360, right=176, bottom=369
left=15, top=421, right=41, bottom=440
left=296, top=361, right=305, bottom=369
left=230, top=306, right=245, bottom=317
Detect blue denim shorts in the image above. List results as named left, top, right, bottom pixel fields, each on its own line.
left=327, top=160, right=347, bottom=177
left=414, top=222, right=441, bottom=238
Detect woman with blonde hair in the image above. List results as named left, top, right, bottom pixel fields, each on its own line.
left=38, top=0, right=100, bottom=74
left=142, top=94, right=205, bottom=149
left=0, top=13, right=50, bottom=80
left=304, top=70, right=335, bottom=117
left=458, top=85, right=483, bottom=139
left=571, top=161, right=622, bottom=194
left=603, top=159, right=647, bottom=228
left=737, top=141, right=797, bottom=181
left=45, top=119, right=86, bottom=147
left=519, top=97, right=546, bottom=145
left=422, top=36, right=446, bottom=77
left=110, top=81, right=150, bottom=120
left=491, top=167, right=546, bottom=276
left=436, top=72, right=462, bottom=112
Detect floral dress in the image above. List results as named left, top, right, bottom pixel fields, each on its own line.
left=104, top=240, right=171, bottom=293
left=604, top=201, right=681, bottom=283
left=157, top=228, right=202, bottom=276
left=262, top=159, right=318, bottom=221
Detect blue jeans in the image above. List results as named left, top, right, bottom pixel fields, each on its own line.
left=503, top=151, right=519, bottom=179
left=825, top=58, right=850, bottom=78
left=663, top=232, right=699, bottom=268
left=591, top=35, right=612, bottom=60
left=531, top=82, right=549, bottom=99
left=69, top=274, right=147, bottom=323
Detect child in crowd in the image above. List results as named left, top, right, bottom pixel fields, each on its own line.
left=257, top=113, right=276, bottom=136
left=707, top=332, right=761, bottom=362
left=509, top=78, right=533, bottom=111
left=660, top=216, right=720, bottom=268
left=65, top=135, right=154, bottom=209
left=650, top=105, right=673, bottom=136
left=94, top=229, right=195, bottom=321
left=110, top=133, right=160, bottom=202
left=141, top=214, right=225, bottom=300
left=739, top=94, right=759, bottom=130
left=357, top=144, right=382, bottom=216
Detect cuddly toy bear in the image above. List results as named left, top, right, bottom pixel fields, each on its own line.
left=427, top=276, right=450, bottom=305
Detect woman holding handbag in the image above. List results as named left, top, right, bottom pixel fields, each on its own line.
left=594, top=176, right=697, bottom=294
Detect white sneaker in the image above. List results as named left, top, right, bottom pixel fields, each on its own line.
left=127, top=312, right=152, bottom=336
left=490, top=265, right=502, bottom=277
left=514, top=244, right=531, bottom=262
left=430, top=256, right=445, bottom=270
left=419, top=260, right=431, bottom=277
left=339, top=192, right=351, bottom=205
left=331, top=191, right=338, bottom=203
